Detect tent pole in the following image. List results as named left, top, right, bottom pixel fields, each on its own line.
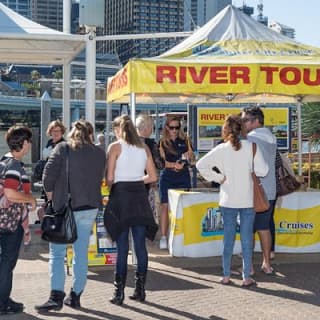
left=106, top=102, right=112, bottom=148
left=62, top=0, right=71, bottom=132
left=130, top=92, right=136, bottom=122
left=62, top=63, right=71, bottom=131
left=296, top=97, right=302, bottom=176
left=85, top=26, right=96, bottom=130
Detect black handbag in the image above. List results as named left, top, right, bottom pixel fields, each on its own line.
left=41, top=145, right=77, bottom=244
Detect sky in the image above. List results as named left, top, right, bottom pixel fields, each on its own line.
left=232, top=0, right=320, bottom=47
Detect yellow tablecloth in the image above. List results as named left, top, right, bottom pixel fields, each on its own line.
left=168, top=189, right=320, bottom=257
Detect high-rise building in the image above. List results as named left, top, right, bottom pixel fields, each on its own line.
left=0, top=0, right=30, bottom=18
left=184, top=0, right=231, bottom=31
left=30, top=0, right=63, bottom=31
left=104, top=0, right=184, bottom=64
left=269, top=21, right=295, bottom=39
left=238, top=4, right=254, bottom=17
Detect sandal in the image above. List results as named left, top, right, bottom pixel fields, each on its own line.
left=220, top=277, right=233, bottom=285
left=261, top=266, right=275, bottom=275
left=241, top=278, right=257, bottom=288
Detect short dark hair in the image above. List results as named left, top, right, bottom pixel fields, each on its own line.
left=242, top=106, right=265, bottom=125
left=6, top=126, right=32, bottom=152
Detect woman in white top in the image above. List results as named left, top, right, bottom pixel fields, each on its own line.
left=196, top=114, right=268, bottom=287
left=106, top=115, right=158, bottom=306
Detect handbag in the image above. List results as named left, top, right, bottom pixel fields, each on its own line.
left=0, top=159, right=24, bottom=233
left=277, top=160, right=301, bottom=196
left=41, top=145, right=78, bottom=244
left=252, top=143, right=270, bottom=213
left=41, top=200, right=77, bottom=244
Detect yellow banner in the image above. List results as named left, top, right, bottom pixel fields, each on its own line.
left=107, top=59, right=320, bottom=102
left=175, top=202, right=320, bottom=248
left=275, top=205, right=320, bottom=247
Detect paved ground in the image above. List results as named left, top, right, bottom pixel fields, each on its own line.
left=2, top=223, right=320, bottom=320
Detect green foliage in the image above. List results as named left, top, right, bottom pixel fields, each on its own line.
left=301, top=102, right=320, bottom=141
left=52, top=69, right=63, bottom=79
left=30, top=70, right=40, bottom=81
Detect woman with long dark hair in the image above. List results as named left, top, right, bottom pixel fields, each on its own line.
left=106, top=115, right=158, bottom=306
left=35, top=120, right=106, bottom=312
left=196, top=114, right=268, bottom=287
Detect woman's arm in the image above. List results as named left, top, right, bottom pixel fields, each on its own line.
left=42, top=143, right=64, bottom=192
left=143, top=146, right=157, bottom=184
left=4, top=189, right=36, bottom=211
left=106, top=142, right=120, bottom=188
left=196, top=148, right=225, bottom=184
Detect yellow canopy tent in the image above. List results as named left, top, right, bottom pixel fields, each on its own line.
left=106, top=5, right=320, bottom=173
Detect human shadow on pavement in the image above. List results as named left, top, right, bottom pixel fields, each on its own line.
left=87, top=268, right=212, bottom=292
left=36, top=309, right=130, bottom=320
left=244, top=262, right=320, bottom=307
left=8, top=313, right=43, bottom=320
left=125, top=300, right=226, bottom=320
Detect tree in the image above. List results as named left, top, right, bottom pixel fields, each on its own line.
left=301, top=102, right=320, bottom=142
left=52, top=69, right=63, bottom=80
left=30, top=70, right=40, bottom=81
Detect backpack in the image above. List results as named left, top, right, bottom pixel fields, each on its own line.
left=0, top=159, right=24, bottom=233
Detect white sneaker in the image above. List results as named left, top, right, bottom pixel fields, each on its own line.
left=159, top=236, right=168, bottom=249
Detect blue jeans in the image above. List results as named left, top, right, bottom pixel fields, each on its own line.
left=220, top=207, right=255, bottom=280
left=0, top=224, right=23, bottom=308
left=49, top=209, right=97, bottom=295
left=116, top=225, right=148, bottom=275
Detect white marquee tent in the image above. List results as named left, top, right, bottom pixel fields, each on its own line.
left=0, top=3, right=85, bottom=64
left=0, top=2, right=86, bottom=128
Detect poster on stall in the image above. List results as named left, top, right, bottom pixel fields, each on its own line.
left=197, top=107, right=290, bottom=151
left=67, top=210, right=117, bottom=267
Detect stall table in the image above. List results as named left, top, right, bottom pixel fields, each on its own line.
left=168, top=189, right=320, bottom=257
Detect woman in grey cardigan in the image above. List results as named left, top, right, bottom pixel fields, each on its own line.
left=35, top=120, right=106, bottom=312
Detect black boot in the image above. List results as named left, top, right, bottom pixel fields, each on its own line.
left=0, top=298, right=24, bottom=315
left=110, top=274, right=126, bottom=306
left=64, top=289, right=82, bottom=309
left=129, top=272, right=146, bottom=302
left=34, top=290, right=65, bottom=312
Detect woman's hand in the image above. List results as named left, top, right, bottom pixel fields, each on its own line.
left=174, top=161, right=184, bottom=171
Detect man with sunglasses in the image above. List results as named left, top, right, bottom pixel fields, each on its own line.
left=241, top=106, right=276, bottom=275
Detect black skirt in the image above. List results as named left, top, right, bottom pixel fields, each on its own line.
left=104, top=181, right=158, bottom=241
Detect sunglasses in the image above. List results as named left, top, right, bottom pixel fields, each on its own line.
left=168, top=126, right=180, bottom=130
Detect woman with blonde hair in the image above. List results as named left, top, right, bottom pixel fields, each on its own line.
left=158, top=116, right=194, bottom=249
left=35, top=120, right=106, bottom=312
left=42, top=120, right=66, bottom=160
left=106, top=114, right=158, bottom=305
left=196, top=114, right=268, bottom=287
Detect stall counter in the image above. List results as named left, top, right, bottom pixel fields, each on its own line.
left=168, top=189, right=320, bottom=257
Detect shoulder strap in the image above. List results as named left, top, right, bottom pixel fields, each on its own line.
left=252, top=142, right=257, bottom=157
left=252, top=143, right=256, bottom=172
left=66, top=144, right=70, bottom=196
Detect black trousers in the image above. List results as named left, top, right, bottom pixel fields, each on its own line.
left=0, top=224, right=23, bottom=308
